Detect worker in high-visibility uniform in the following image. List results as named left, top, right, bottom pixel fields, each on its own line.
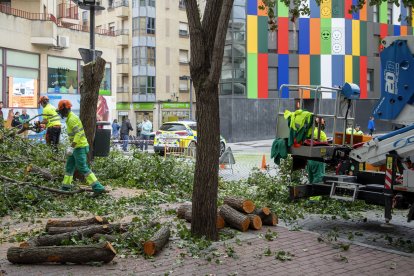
left=57, top=100, right=105, bottom=194
left=307, top=118, right=327, bottom=184
left=39, top=96, right=61, bottom=147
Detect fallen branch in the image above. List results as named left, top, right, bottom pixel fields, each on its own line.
left=143, top=225, right=170, bottom=256
left=8, top=241, right=116, bottom=264
left=26, top=164, right=55, bottom=181
left=46, top=216, right=108, bottom=230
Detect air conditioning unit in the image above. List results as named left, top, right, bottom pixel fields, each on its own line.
left=57, top=36, right=70, bottom=48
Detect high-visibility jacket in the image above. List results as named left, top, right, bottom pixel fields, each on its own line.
left=43, top=103, right=61, bottom=128
left=346, top=128, right=363, bottom=135
left=313, top=128, right=327, bottom=142
left=66, top=111, right=88, bottom=148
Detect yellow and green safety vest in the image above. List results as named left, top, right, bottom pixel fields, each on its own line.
left=66, top=111, right=88, bottom=148
left=43, top=103, right=61, bottom=128
left=313, top=128, right=327, bottom=142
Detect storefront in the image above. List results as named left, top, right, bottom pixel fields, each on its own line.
left=160, top=102, right=191, bottom=123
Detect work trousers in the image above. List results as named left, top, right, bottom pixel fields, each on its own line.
left=46, top=127, right=61, bottom=147
left=62, top=146, right=99, bottom=186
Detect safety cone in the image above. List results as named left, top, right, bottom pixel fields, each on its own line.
left=261, top=154, right=267, bottom=170
left=220, top=163, right=225, bottom=169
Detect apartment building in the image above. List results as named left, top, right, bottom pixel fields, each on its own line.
left=90, top=0, right=193, bottom=131
left=0, top=0, right=117, bottom=121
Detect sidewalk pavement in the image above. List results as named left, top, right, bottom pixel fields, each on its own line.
left=1, top=225, right=412, bottom=276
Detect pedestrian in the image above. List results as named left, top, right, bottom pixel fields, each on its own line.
left=368, top=116, right=375, bottom=136
left=19, top=109, right=30, bottom=138
left=120, top=116, right=133, bottom=151
left=39, top=96, right=61, bottom=147
left=140, top=116, right=152, bottom=152
left=11, top=111, right=21, bottom=127
left=112, top=119, right=120, bottom=139
left=56, top=100, right=105, bottom=195
left=0, top=101, right=4, bottom=129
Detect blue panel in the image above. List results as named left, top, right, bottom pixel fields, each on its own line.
left=394, top=25, right=400, bottom=36
left=247, top=0, right=258, bottom=15
left=298, top=18, right=310, bottom=54
left=401, top=5, right=407, bottom=26
left=278, top=54, right=289, bottom=98
left=310, top=0, right=320, bottom=18
left=373, top=40, right=414, bottom=121
left=352, top=0, right=359, bottom=20
left=345, top=19, right=352, bottom=55
left=332, top=55, right=344, bottom=92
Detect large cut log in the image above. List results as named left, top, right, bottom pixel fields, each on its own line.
left=258, top=213, right=278, bottom=226
left=223, top=196, right=255, bottom=214
left=26, top=164, right=55, bottom=181
left=177, top=204, right=192, bottom=219
left=22, top=223, right=129, bottom=247
left=92, top=221, right=160, bottom=242
left=253, top=207, right=271, bottom=217
left=46, top=216, right=108, bottom=230
left=247, top=214, right=262, bottom=230
left=7, top=242, right=116, bottom=264
left=219, top=205, right=250, bottom=232
left=177, top=204, right=225, bottom=229
left=143, top=225, right=170, bottom=256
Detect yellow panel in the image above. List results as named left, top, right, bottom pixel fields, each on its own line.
left=320, top=0, right=332, bottom=18
left=352, top=20, right=360, bottom=56
left=247, top=15, right=258, bottom=53
left=345, top=55, right=353, bottom=83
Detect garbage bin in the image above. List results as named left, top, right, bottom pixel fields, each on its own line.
left=94, top=121, right=111, bottom=157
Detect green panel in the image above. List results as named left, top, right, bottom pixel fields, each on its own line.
left=161, top=102, right=190, bottom=109
left=277, top=0, right=288, bottom=17
left=310, top=55, right=320, bottom=98
left=360, top=21, right=367, bottom=56
left=332, top=0, right=344, bottom=18
left=320, top=19, right=331, bottom=55
left=133, top=103, right=155, bottom=110
left=258, top=16, right=268, bottom=53
left=99, top=90, right=111, bottom=96
left=247, top=53, right=258, bottom=99
left=116, top=103, right=130, bottom=110
left=352, top=56, right=360, bottom=86
left=379, top=2, right=387, bottom=24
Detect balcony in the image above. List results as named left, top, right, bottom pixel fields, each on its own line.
left=115, top=29, right=129, bottom=46
left=117, top=58, right=129, bottom=75
left=116, top=93, right=131, bottom=103
left=115, top=0, right=129, bottom=18
left=57, top=3, right=79, bottom=26
left=117, top=86, right=129, bottom=93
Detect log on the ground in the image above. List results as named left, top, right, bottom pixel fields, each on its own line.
left=223, top=196, right=255, bottom=214
left=253, top=207, right=271, bottom=217
left=92, top=221, right=160, bottom=243
left=183, top=209, right=225, bottom=229
left=46, top=216, right=108, bottom=230
left=143, top=225, right=170, bottom=256
left=247, top=214, right=262, bottom=230
left=219, top=204, right=250, bottom=232
left=22, top=223, right=129, bottom=247
left=261, top=213, right=278, bottom=226
left=7, top=242, right=116, bottom=264
left=177, top=204, right=192, bottom=219
left=26, top=164, right=55, bottom=181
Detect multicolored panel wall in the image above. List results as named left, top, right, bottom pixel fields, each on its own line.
left=246, top=0, right=411, bottom=100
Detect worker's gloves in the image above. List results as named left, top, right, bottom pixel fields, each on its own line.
left=66, top=147, right=74, bottom=156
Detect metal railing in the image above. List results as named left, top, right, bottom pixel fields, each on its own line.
left=0, top=4, right=114, bottom=36
left=57, top=3, right=79, bottom=20
left=115, top=29, right=129, bottom=36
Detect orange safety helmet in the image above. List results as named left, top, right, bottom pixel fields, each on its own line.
left=38, top=95, right=49, bottom=104
left=58, top=100, right=72, bottom=110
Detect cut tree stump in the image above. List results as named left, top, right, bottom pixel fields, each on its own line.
left=143, top=225, right=170, bottom=256
left=253, top=207, right=271, bottom=217
left=247, top=214, right=262, bottom=230
left=219, top=204, right=250, bottom=232
left=177, top=204, right=192, bottom=219
left=46, top=216, right=108, bottom=230
left=7, top=242, right=116, bottom=264
left=22, top=223, right=129, bottom=247
left=223, top=196, right=255, bottom=214
left=177, top=204, right=225, bottom=229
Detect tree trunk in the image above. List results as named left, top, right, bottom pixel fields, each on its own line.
left=143, top=225, right=170, bottom=256
left=219, top=204, right=250, bottom=232
left=247, top=214, right=262, bottom=230
left=253, top=207, right=271, bottom=217
left=223, top=196, right=256, bottom=214
left=7, top=242, right=116, bottom=264
left=79, top=57, right=106, bottom=161
left=46, top=216, right=108, bottom=230
left=22, top=223, right=128, bottom=247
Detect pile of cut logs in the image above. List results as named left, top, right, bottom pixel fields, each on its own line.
left=7, top=216, right=170, bottom=265
left=177, top=196, right=277, bottom=232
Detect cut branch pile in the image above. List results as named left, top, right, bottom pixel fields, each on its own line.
left=176, top=197, right=277, bottom=233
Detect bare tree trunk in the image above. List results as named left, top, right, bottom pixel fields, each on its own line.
left=79, top=57, right=106, bottom=161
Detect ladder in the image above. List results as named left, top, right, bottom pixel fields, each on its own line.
left=329, top=181, right=360, bottom=202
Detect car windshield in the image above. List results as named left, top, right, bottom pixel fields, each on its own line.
left=189, top=124, right=197, bottom=131
left=159, top=123, right=187, bottom=131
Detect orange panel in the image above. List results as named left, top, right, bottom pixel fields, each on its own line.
left=310, top=19, right=321, bottom=55
left=359, top=3, right=367, bottom=21
left=401, top=26, right=408, bottom=36
left=257, top=0, right=268, bottom=16
left=299, top=55, right=310, bottom=99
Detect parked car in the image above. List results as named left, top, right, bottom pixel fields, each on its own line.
left=153, top=121, right=226, bottom=156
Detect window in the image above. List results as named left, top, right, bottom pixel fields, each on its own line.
left=132, top=46, right=155, bottom=66
left=139, top=0, right=146, bottom=6
left=147, top=17, right=155, bottom=34
left=179, top=77, right=189, bottom=91
left=367, top=69, right=374, bottom=93
left=179, top=49, right=189, bottom=63
left=373, top=5, right=379, bottom=23
left=147, top=76, right=155, bottom=94
left=220, top=83, right=232, bottom=95
left=108, top=22, right=115, bottom=34
left=179, top=0, right=186, bottom=9
left=179, top=22, right=189, bottom=36
left=139, top=76, right=146, bottom=94
left=387, top=6, right=392, bottom=24
left=0, top=0, right=11, bottom=7
left=148, top=0, right=155, bottom=7
left=133, top=76, right=155, bottom=94
left=108, top=0, right=114, bottom=8
left=47, top=56, right=77, bottom=94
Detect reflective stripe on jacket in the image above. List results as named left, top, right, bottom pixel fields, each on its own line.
left=43, top=103, right=61, bottom=128
left=66, top=111, right=88, bottom=148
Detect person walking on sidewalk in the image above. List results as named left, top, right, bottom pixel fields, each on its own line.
left=112, top=119, right=120, bottom=139
left=368, top=116, right=375, bottom=136
left=120, top=116, right=133, bottom=151
left=39, top=96, right=61, bottom=147
left=140, top=116, right=152, bottom=152
left=19, top=109, right=30, bottom=138
left=57, top=100, right=105, bottom=195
